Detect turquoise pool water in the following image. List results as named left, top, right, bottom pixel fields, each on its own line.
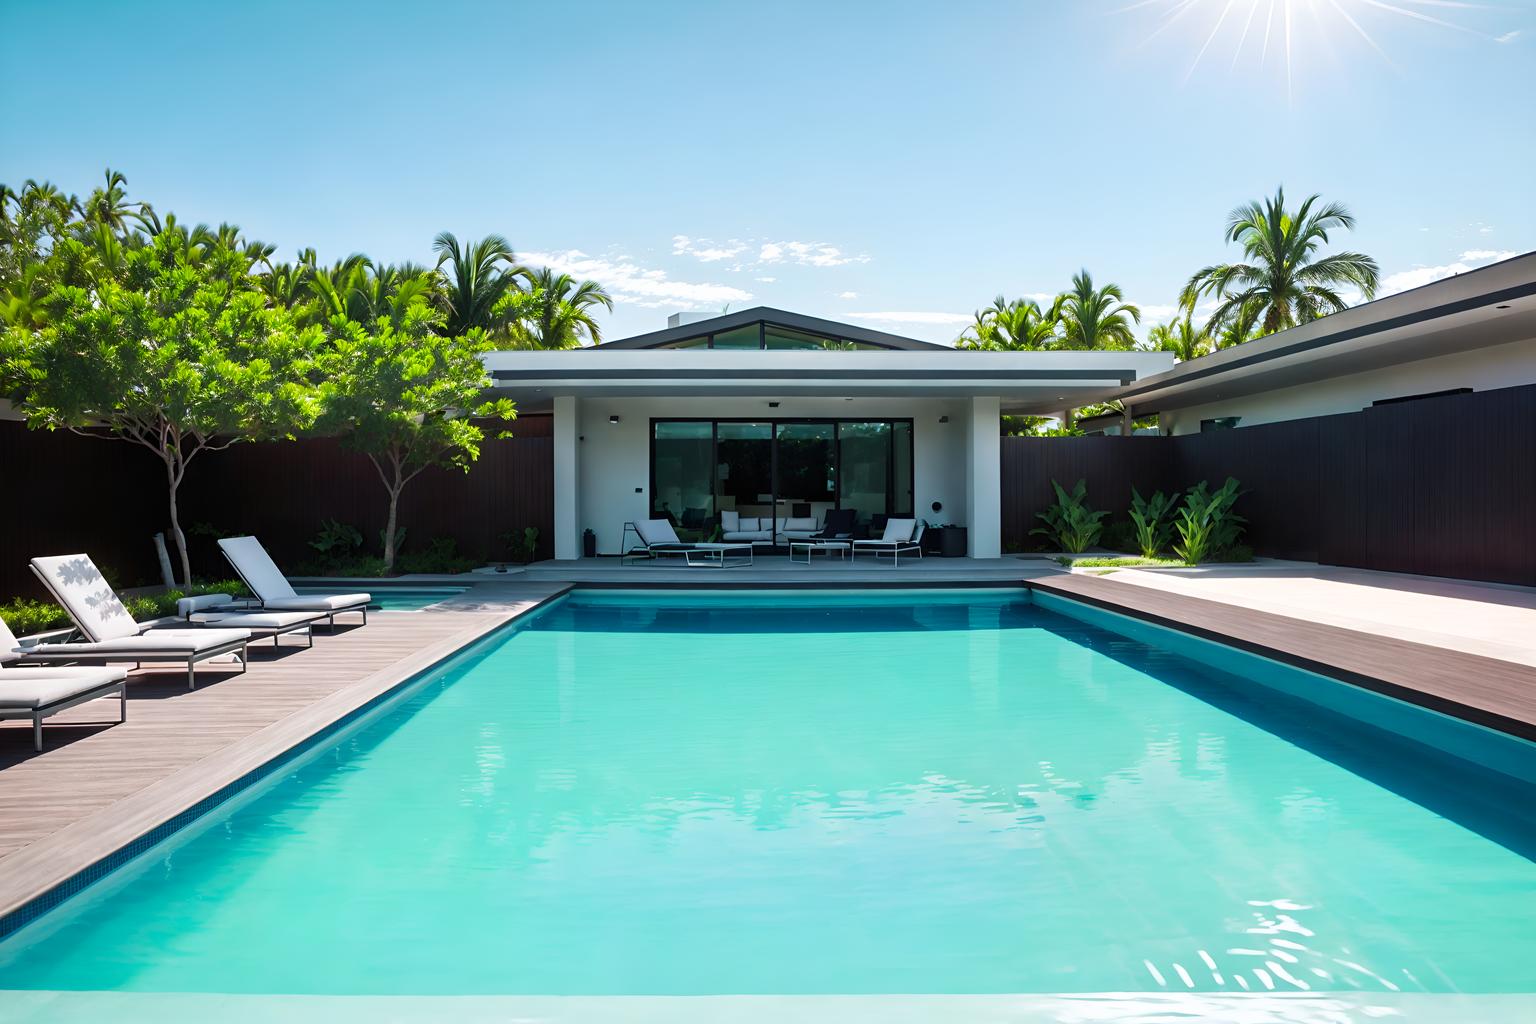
left=2, top=588, right=1534, bottom=997
left=295, top=587, right=465, bottom=611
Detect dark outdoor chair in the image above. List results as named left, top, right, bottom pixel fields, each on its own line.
left=681, top=506, right=707, bottom=530
left=791, top=502, right=811, bottom=518
left=814, top=508, right=858, bottom=539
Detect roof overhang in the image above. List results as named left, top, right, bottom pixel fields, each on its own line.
left=483, top=349, right=1175, bottom=415
left=1114, top=251, right=1536, bottom=415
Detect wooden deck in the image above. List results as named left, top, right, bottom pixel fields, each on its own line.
left=1031, top=573, right=1536, bottom=742
left=0, top=581, right=569, bottom=921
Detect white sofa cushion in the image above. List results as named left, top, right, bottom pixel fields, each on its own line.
left=720, top=510, right=740, bottom=532
left=785, top=517, right=818, bottom=531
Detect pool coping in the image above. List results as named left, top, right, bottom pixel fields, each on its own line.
left=1026, top=574, right=1536, bottom=743
left=0, top=583, right=572, bottom=940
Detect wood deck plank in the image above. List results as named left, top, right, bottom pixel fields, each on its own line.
left=0, top=583, right=568, bottom=919
left=1030, top=573, right=1536, bottom=740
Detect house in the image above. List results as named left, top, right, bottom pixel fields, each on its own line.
left=1116, top=251, right=1536, bottom=435
left=483, top=308, right=1173, bottom=559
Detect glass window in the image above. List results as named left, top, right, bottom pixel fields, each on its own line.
left=652, top=421, right=713, bottom=535
left=659, top=336, right=710, bottom=349
left=838, top=422, right=891, bottom=520
left=715, top=422, right=772, bottom=517
left=765, top=325, right=840, bottom=350
left=775, top=422, right=835, bottom=517
left=711, top=326, right=761, bottom=349
left=892, top=421, right=914, bottom=516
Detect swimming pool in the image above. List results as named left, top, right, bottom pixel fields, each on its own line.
left=2, top=588, right=1533, bottom=1005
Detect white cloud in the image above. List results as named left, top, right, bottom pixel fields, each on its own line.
left=754, top=276, right=776, bottom=283
left=672, top=234, right=748, bottom=263
left=848, top=311, right=973, bottom=326
left=1379, top=248, right=1520, bottom=296
left=758, top=240, right=869, bottom=268
left=837, top=291, right=858, bottom=299
left=522, top=249, right=753, bottom=308
left=1137, top=303, right=1180, bottom=322
left=1480, top=226, right=1494, bottom=235
left=1495, top=30, right=1521, bottom=43
left=1459, top=249, right=1518, bottom=263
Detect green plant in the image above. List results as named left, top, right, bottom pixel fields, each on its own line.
left=1098, top=518, right=1138, bottom=554
left=1030, top=479, right=1108, bottom=553
left=501, top=526, right=540, bottom=564
left=0, top=578, right=253, bottom=638
left=1128, top=487, right=1178, bottom=558
left=310, top=519, right=363, bottom=558
left=1055, top=555, right=1185, bottom=568
left=1172, top=477, right=1246, bottom=566
left=398, top=536, right=479, bottom=574
left=0, top=598, right=72, bottom=636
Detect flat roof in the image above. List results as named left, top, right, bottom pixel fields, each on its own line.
left=592, top=307, right=948, bottom=350
left=483, top=348, right=1174, bottom=415
left=1115, top=251, right=1536, bottom=415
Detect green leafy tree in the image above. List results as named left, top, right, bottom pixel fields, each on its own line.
left=1145, top=304, right=1214, bottom=362
left=498, top=267, right=613, bottom=348
left=1058, top=270, right=1141, bottom=350
left=1184, top=187, right=1380, bottom=340
left=0, top=225, right=319, bottom=585
left=315, top=306, right=516, bottom=572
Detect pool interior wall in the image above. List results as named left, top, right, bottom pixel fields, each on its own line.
left=1, top=586, right=1533, bottom=1002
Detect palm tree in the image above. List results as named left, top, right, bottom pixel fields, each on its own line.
left=1146, top=307, right=1214, bottom=363
left=79, top=169, right=152, bottom=233
left=500, top=267, right=613, bottom=348
left=957, top=295, right=1062, bottom=350
left=1184, top=187, right=1380, bottom=341
left=1058, top=270, right=1140, bottom=350
left=432, top=232, right=522, bottom=335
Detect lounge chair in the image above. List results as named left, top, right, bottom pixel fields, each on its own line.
left=23, top=554, right=251, bottom=689
left=1, top=617, right=128, bottom=751
left=812, top=508, right=858, bottom=540
left=217, top=536, right=371, bottom=627
left=624, top=518, right=698, bottom=562
left=851, top=519, right=926, bottom=566
left=175, top=594, right=326, bottom=649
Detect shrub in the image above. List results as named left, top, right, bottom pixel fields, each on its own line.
left=1172, top=477, right=1246, bottom=566
left=397, top=537, right=480, bottom=575
left=0, top=579, right=254, bottom=637
left=1030, top=479, right=1108, bottom=553
left=0, top=598, right=73, bottom=636
left=1128, top=487, right=1178, bottom=559
left=309, top=519, right=363, bottom=562
left=501, top=526, right=540, bottom=564
left=1098, top=518, right=1138, bottom=554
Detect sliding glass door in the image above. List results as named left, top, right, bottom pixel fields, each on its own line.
left=651, top=418, right=914, bottom=535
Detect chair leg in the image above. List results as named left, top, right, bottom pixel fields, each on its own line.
left=120, top=684, right=128, bottom=723
left=188, top=658, right=196, bottom=690
left=33, top=713, right=42, bottom=753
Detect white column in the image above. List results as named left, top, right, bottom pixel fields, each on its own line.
left=966, top=395, right=1001, bottom=559
left=553, top=395, right=581, bottom=560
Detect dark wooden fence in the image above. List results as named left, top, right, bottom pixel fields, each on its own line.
left=0, top=417, right=554, bottom=601
left=1002, top=382, right=1536, bottom=585
left=5, top=384, right=1534, bottom=599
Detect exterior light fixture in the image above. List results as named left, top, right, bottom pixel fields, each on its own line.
left=768, top=401, right=780, bottom=408
left=609, top=415, right=620, bottom=425
left=939, top=415, right=949, bottom=423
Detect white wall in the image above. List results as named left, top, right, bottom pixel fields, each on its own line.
left=1160, top=336, right=1536, bottom=435
left=574, top=396, right=972, bottom=555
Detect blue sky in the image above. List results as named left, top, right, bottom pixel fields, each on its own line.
left=4, top=0, right=1532, bottom=343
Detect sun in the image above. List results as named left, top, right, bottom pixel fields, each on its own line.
left=1119, top=0, right=1509, bottom=98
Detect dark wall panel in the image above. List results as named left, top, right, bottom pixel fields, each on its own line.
left=1000, top=437, right=1172, bottom=552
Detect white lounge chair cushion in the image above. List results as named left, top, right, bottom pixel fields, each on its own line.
left=32, top=628, right=250, bottom=656
left=635, top=519, right=683, bottom=546
left=260, top=594, right=370, bottom=612
left=30, top=554, right=141, bottom=642
left=881, top=519, right=916, bottom=543
left=188, top=610, right=320, bottom=628
left=784, top=517, right=818, bottom=531
left=218, top=536, right=299, bottom=601
left=178, top=594, right=235, bottom=616
left=0, top=615, right=22, bottom=663
left=0, top=666, right=126, bottom=709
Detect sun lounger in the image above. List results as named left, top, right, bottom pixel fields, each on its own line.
left=176, top=594, right=325, bottom=648
left=217, top=536, right=370, bottom=627
left=25, top=554, right=251, bottom=689
left=1, top=617, right=128, bottom=751
left=623, top=519, right=703, bottom=564
left=851, top=519, right=926, bottom=567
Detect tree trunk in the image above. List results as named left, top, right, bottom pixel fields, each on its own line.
left=383, top=480, right=402, bottom=573
left=165, top=457, right=191, bottom=587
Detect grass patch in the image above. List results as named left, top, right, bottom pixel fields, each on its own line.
left=1055, top=555, right=1186, bottom=568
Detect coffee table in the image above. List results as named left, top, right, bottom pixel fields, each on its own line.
left=683, top=543, right=755, bottom=568
left=790, top=541, right=850, bottom=564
